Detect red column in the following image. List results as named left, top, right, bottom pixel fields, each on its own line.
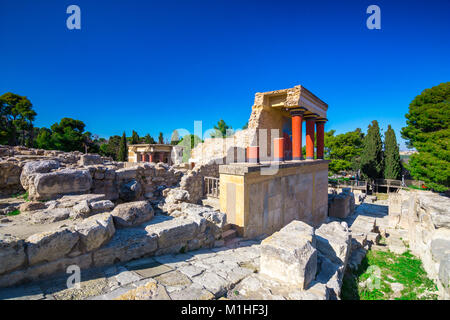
left=316, top=119, right=327, bottom=159
left=149, top=153, right=154, bottom=163
left=159, top=153, right=164, bottom=163
left=305, top=114, right=317, bottom=160
left=290, top=108, right=305, bottom=160
left=273, top=137, right=284, bottom=161
left=141, top=153, right=145, bottom=162
left=248, top=146, right=260, bottom=163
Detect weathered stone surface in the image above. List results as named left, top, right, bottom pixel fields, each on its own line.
left=328, top=193, right=353, bottom=219
left=0, top=234, right=26, bottom=274
left=111, top=201, right=154, bottom=228
left=30, top=169, right=92, bottom=200
left=31, top=208, right=71, bottom=224
left=70, top=200, right=91, bottom=219
left=92, top=228, right=158, bottom=267
left=20, top=160, right=60, bottom=189
left=0, top=161, right=23, bottom=195
left=19, top=201, right=46, bottom=212
left=315, top=221, right=351, bottom=265
left=75, top=213, right=115, bottom=252
left=116, top=279, right=170, bottom=300
left=419, top=194, right=450, bottom=229
left=26, top=227, right=79, bottom=265
left=119, top=179, right=142, bottom=202
left=79, top=154, right=102, bottom=166
left=89, top=200, right=115, bottom=213
left=259, top=221, right=317, bottom=289
left=146, top=216, right=199, bottom=250
left=439, top=254, right=450, bottom=296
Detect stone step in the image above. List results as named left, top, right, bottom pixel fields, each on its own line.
left=222, top=229, right=237, bottom=242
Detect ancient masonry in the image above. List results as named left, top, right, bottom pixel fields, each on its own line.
left=0, top=85, right=448, bottom=300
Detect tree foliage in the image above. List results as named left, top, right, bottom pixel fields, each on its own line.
left=401, top=82, right=450, bottom=191
left=131, top=130, right=140, bottom=144
left=324, top=129, right=365, bottom=174
left=360, top=120, right=384, bottom=180
left=99, top=135, right=121, bottom=160
left=118, top=132, right=128, bottom=162
left=144, top=133, right=156, bottom=144
left=211, top=119, right=233, bottom=138
left=158, top=132, right=164, bottom=144
left=0, top=92, right=36, bottom=146
left=384, top=125, right=402, bottom=180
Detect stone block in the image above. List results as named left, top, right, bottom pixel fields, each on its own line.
left=259, top=221, right=317, bottom=289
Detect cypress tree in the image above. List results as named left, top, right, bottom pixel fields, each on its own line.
left=384, top=125, right=402, bottom=179
left=360, top=120, right=384, bottom=180
left=131, top=130, right=140, bottom=144
left=118, top=132, right=128, bottom=162
left=158, top=132, right=164, bottom=144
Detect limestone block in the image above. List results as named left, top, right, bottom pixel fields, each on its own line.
left=92, top=228, right=158, bottom=267
left=19, top=201, right=46, bottom=212
left=146, top=216, right=199, bottom=250
left=20, top=160, right=60, bottom=189
left=30, top=169, right=92, bottom=200
left=260, top=221, right=317, bottom=289
left=111, top=200, right=154, bottom=228
left=31, top=208, right=71, bottom=224
left=328, top=193, right=351, bottom=219
left=0, top=234, right=26, bottom=275
left=315, top=221, right=351, bottom=266
left=89, top=200, right=115, bottom=213
left=79, top=154, right=102, bottom=166
left=119, top=179, right=142, bottom=201
left=26, top=227, right=80, bottom=265
left=75, top=213, right=116, bottom=252
left=439, top=254, right=450, bottom=296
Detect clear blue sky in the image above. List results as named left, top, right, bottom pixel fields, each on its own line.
left=1, top=0, right=449, bottom=149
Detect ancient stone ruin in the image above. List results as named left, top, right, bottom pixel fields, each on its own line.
left=0, top=85, right=448, bottom=300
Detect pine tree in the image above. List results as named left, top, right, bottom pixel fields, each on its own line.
left=384, top=125, right=402, bottom=179
left=360, top=120, right=384, bottom=180
left=118, top=132, right=128, bottom=162
left=131, top=130, right=140, bottom=144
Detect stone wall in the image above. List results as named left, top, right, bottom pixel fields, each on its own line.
left=388, top=190, right=450, bottom=299
left=219, top=160, right=329, bottom=238
left=0, top=145, right=113, bottom=196
left=0, top=201, right=225, bottom=288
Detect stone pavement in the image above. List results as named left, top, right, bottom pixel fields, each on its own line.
left=0, top=238, right=261, bottom=300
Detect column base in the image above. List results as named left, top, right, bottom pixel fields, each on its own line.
left=317, top=156, right=324, bottom=159
left=274, top=157, right=284, bottom=162
left=248, top=158, right=260, bottom=164
left=292, top=157, right=304, bottom=161
left=306, top=156, right=314, bottom=160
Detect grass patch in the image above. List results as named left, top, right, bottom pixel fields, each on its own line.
left=341, top=249, right=438, bottom=300
left=6, top=209, right=21, bottom=216
left=12, top=191, right=29, bottom=201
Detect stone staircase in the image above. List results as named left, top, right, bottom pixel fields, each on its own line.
left=222, top=223, right=238, bottom=245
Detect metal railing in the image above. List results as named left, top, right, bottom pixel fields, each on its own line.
left=328, top=178, right=367, bottom=189
left=204, top=176, right=220, bottom=198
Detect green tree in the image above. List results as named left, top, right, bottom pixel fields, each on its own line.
left=99, top=135, right=121, bottom=160
left=211, top=119, right=233, bottom=138
left=158, top=132, right=164, bottom=144
left=324, top=129, right=365, bottom=174
left=35, top=127, right=53, bottom=150
left=360, top=120, right=384, bottom=180
left=118, top=132, right=128, bottom=162
left=144, top=133, right=156, bottom=144
left=0, top=93, right=36, bottom=146
left=130, top=130, right=140, bottom=144
left=242, top=121, right=248, bottom=130
left=401, top=82, right=450, bottom=191
left=384, top=125, right=402, bottom=179
left=49, top=118, right=86, bottom=152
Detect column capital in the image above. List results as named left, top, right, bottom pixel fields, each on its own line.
left=304, top=113, right=319, bottom=120
left=289, top=107, right=307, bottom=116
left=315, top=117, right=328, bottom=123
